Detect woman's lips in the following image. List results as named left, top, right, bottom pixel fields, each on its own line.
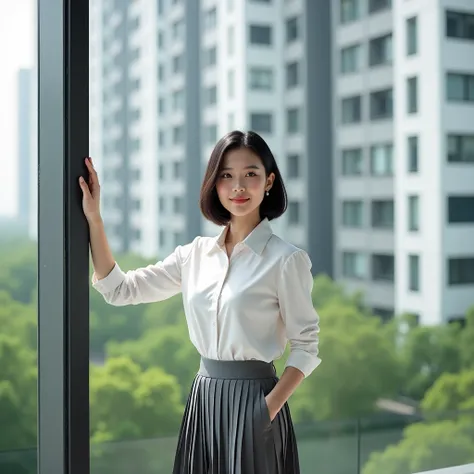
left=231, top=197, right=250, bottom=204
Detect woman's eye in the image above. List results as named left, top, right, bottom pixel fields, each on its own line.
left=221, top=173, right=231, bottom=179
left=247, top=172, right=257, bottom=177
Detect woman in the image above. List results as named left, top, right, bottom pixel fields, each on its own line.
left=80, top=130, right=321, bottom=474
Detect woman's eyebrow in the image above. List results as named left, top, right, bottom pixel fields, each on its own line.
left=221, top=164, right=260, bottom=171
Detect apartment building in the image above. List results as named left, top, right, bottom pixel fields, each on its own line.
left=332, top=0, right=474, bottom=324
left=90, top=0, right=333, bottom=276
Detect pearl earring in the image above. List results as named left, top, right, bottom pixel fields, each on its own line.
left=266, top=190, right=270, bottom=196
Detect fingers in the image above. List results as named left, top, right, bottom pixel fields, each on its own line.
left=79, top=176, right=92, bottom=198
left=85, top=157, right=99, bottom=186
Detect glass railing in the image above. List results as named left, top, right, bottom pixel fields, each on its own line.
left=2, top=409, right=473, bottom=474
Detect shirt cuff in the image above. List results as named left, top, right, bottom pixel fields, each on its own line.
left=92, top=263, right=125, bottom=294
left=285, top=350, right=322, bottom=378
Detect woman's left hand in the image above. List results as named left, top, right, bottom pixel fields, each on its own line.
left=265, top=394, right=281, bottom=422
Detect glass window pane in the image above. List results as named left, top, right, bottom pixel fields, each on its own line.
left=0, top=3, right=38, bottom=473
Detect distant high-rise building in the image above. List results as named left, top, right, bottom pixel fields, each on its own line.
left=89, top=0, right=333, bottom=274
left=17, top=68, right=32, bottom=230
left=89, top=0, right=474, bottom=325
left=332, top=0, right=474, bottom=325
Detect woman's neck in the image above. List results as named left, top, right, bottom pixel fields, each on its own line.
left=226, top=213, right=262, bottom=245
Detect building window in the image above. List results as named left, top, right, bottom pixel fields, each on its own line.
left=408, top=195, right=419, bottom=231
left=369, top=34, right=392, bottom=66
left=288, top=201, right=301, bottom=224
left=286, top=17, right=300, bottom=43
left=409, top=255, right=420, bottom=292
left=446, top=11, right=474, bottom=41
left=172, top=54, right=184, bottom=74
left=287, top=108, right=301, bottom=134
left=250, top=113, right=273, bottom=133
left=203, top=46, right=217, bottom=67
left=372, top=307, right=394, bottom=321
left=228, top=70, right=235, bottom=98
left=173, top=161, right=183, bottom=179
left=342, top=200, right=363, bottom=228
left=157, top=31, right=165, bottom=49
left=288, top=154, right=300, bottom=178
left=370, top=88, right=393, bottom=120
left=341, top=95, right=362, bottom=124
left=448, top=257, right=474, bottom=285
left=204, top=7, right=217, bottom=30
left=447, top=134, right=474, bottom=163
left=158, top=63, right=165, bottom=82
left=406, top=16, right=418, bottom=55
left=286, top=62, right=299, bottom=88
left=204, top=85, right=217, bottom=106
left=172, top=89, right=184, bottom=111
left=172, top=19, right=184, bottom=41
left=407, top=77, right=418, bottom=113
left=448, top=196, right=474, bottom=223
left=158, top=97, right=165, bottom=115
left=173, top=126, right=184, bottom=145
left=447, top=73, right=474, bottom=102
left=249, top=25, right=272, bottom=45
left=158, top=0, right=164, bottom=15
left=342, top=252, right=366, bottom=279
left=370, top=144, right=393, bottom=176
left=159, top=196, right=165, bottom=212
left=408, top=136, right=419, bottom=172
left=342, top=148, right=363, bottom=175
left=249, top=67, right=273, bottom=90
left=158, top=130, right=165, bottom=147
left=340, top=0, right=359, bottom=24
left=368, top=0, right=391, bottom=14
left=159, top=229, right=166, bottom=246
left=340, top=44, right=360, bottom=74
left=372, top=200, right=394, bottom=229
left=173, top=196, right=184, bottom=214
left=205, top=124, right=218, bottom=144
left=372, top=254, right=395, bottom=282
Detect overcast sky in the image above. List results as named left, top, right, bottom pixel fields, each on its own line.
left=0, top=0, right=34, bottom=216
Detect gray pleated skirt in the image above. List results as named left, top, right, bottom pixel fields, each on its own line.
left=172, top=357, right=300, bottom=474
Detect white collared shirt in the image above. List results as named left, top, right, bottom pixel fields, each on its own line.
left=92, top=218, right=321, bottom=378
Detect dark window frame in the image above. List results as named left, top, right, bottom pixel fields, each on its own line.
left=38, top=1, right=91, bottom=473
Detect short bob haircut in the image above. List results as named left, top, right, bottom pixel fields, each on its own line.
left=200, top=130, right=288, bottom=226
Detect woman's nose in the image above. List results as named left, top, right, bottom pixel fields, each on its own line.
left=232, top=181, right=245, bottom=192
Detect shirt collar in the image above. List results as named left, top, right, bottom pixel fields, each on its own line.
left=209, top=218, right=273, bottom=256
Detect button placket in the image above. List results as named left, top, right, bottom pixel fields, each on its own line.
left=213, top=251, right=231, bottom=357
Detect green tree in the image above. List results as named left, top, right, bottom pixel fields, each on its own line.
left=0, top=335, right=37, bottom=451
left=106, top=325, right=199, bottom=400
left=363, top=420, right=474, bottom=474
left=311, top=274, right=364, bottom=310
left=90, top=356, right=184, bottom=442
left=0, top=241, right=37, bottom=304
left=398, top=319, right=462, bottom=401
left=421, top=369, right=474, bottom=415
left=89, top=253, right=154, bottom=355
left=460, top=306, right=474, bottom=370
left=288, top=296, right=401, bottom=422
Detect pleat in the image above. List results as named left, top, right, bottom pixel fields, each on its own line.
left=172, top=366, right=300, bottom=474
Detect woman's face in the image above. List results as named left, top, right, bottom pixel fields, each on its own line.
left=215, top=147, right=275, bottom=221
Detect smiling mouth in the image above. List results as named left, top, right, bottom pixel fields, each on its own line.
left=231, top=198, right=250, bottom=204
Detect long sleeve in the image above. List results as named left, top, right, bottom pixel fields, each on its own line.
left=91, top=239, right=197, bottom=306
left=277, top=250, right=321, bottom=378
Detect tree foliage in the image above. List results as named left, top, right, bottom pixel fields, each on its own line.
left=2, top=240, right=474, bottom=474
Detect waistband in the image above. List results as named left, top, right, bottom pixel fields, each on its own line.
left=198, top=357, right=277, bottom=380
